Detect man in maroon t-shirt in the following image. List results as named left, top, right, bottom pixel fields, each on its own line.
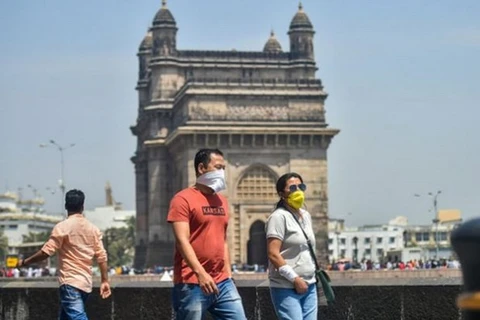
left=167, top=148, right=246, bottom=320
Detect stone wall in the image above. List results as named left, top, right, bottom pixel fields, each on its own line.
left=0, top=270, right=466, bottom=320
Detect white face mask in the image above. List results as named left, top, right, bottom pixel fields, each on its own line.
left=196, top=170, right=226, bottom=193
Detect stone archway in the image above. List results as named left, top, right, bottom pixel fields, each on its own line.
left=247, top=220, right=268, bottom=268
left=231, top=164, right=278, bottom=264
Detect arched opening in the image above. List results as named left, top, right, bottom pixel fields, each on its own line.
left=234, top=164, right=277, bottom=266
left=247, top=220, right=268, bottom=268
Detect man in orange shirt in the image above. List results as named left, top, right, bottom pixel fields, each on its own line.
left=167, top=148, right=246, bottom=320
left=17, top=189, right=111, bottom=320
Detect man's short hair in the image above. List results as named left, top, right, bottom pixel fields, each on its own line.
left=65, top=189, right=85, bottom=213
left=194, top=148, right=224, bottom=175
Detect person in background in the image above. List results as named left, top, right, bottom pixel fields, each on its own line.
left=266, top=172, right=318, bottom=320
left=17, top=189, right=111, bottom=320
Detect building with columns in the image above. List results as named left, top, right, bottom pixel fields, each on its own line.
left=328, top=218, right=406, bottom=263
left=131, top=1, right=339, bottom=268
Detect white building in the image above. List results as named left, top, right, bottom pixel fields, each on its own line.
left=329, top=212, right=462, bottom=263
left=328, top=217, right=406, bottom=263
left=0, top=212, right=63, bottom=248
left=0, top=191, right=63, bottom=254
left=81, top=182, right=135, bottom=231
left=404, top=224, right=460, bottom=259
left=83, top=206, right=135, bottom=231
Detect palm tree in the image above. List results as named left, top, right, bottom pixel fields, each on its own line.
left=0, top=229, right=8, bottom=262
left=22, top=231, right=50, bottom=243
left=103, top=217, right=136, bottom=267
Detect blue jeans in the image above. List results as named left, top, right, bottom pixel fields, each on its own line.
left=58, top=284, right=90, bottom=320
left=172, top=278, right=246, bottom=320
left=270, top=283, right=318, bottom=320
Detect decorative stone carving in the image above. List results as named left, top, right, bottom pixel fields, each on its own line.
left=228, top=105, right=289, bottom=121
left=187, top=104, right=324, bottom=121
left=228, top=153, right=289, bottom=169
left=189, top=105, right=212, bottom=120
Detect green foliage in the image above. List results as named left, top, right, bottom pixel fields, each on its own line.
left=22, top=231, right=50, bottom=243
left=0, top=229, right=8, bottom=260
left=103, top=216, right=135, bottom=267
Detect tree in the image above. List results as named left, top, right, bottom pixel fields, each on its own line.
left=103, top=216, right=135, bottom=267
left=22, top=231, right=50, bottom=243
left=0, top=229, right=8, bottom=262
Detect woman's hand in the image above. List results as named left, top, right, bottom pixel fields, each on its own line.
left=293, top=277, right=308, bottom=294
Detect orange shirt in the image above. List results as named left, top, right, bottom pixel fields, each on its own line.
left=42, top=214, right=107, bottom=293
left=167, top=187, right=229, bottom=284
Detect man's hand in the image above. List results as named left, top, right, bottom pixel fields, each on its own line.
left=293, top=277, right=308, bottom=294
left=16, top=259, right=24, bottom=268
left=100, top=281, right=111, bottom=299
left=196, top=271, right=219, bottom=295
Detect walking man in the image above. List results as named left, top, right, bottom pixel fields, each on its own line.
left=167, top=148, right=246, bottom=320
left=17, top=189, right=111, bottom=319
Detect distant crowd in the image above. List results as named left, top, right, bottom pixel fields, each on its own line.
left=1, top=258, right=460, bottom=278
left=0, top=266, right=55, bottom=278
left=327, top=258, right=460, bottom=271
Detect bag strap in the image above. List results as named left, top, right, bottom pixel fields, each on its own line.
left=284, top=206, right=321, bottom=271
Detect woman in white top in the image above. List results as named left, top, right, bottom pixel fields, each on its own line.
left=265, top=172, right=318, bottom=320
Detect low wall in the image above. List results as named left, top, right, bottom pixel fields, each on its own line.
left=0, top=270, right=465, bottom=320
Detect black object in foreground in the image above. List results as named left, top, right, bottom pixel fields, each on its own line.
left=451, top=217, right=480, bottom=320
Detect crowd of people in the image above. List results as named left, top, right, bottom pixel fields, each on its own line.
left=0, top=266, right=54, bottom=278
left=328, top=258, right=460, bottom=271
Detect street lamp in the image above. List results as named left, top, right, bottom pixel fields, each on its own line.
left=414, top=190, right=442, bottom=259
left=40, top=140, right=76, bottom=214
left=353, top=236, right=358, bottom=264
left=27, top=184, right=39, bottom=242
left=429, top=191, right=442, bottom=259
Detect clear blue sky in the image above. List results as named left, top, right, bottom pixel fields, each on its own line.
left=0, top=0, right=479, bottom=226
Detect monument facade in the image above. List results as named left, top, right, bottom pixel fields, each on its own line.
left=131, top=1, right=339, bottom=268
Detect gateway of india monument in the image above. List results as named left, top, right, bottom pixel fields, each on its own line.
left=131, top=1, right=339, bottom=269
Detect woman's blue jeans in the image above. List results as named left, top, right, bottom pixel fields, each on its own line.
left=270, top=283, right=318, bottom=320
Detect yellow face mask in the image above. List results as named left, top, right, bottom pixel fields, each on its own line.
left=287, top=191, right=305, bottom=210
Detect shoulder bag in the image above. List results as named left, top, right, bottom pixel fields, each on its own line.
left=286, top=208, right=335, bottom=305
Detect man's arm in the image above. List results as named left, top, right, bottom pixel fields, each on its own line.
left=19, top=250, right=49, bottom=267
left=171, top=221, right=219, bottom=295
left=98, top=260, right=111, bottom=299
left=94, top=230, right=111, bottom=299
left=223, top=241, right=232, bottom=278
left=19, top=225, right=63, bottom=268
left=94, top=231, right=108, bottom=279
left=98, top=261, right=108, bottom=283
